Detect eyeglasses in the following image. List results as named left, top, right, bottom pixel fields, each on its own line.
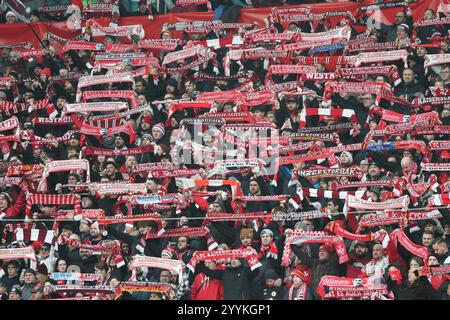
left=40, top=247, right=49, bottom=251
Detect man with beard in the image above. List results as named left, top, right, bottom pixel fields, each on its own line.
left=346, top=241, right=371, bottom=278
left=432, top=238, right=450, bottom=264
left=175, top=236, right=193, bottom=264
left=362, top=243, right=389, bottom=277
left=310, top=244, right=341, bottom=300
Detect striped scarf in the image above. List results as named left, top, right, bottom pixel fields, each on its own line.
left=129, top=256, right=184, bottom=282
left=428, top=194, right=450, bottom=206
left=38, top=159, right=90, bottom=193
left=10, top=228, right=56, bottom=245
left=282, top=231, right=348, bottom=265
left=26, top=193, right=81, bottom=217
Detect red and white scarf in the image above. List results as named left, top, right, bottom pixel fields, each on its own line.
left=282, top=231, right=348, bottom=265
left=237, top=195, right=290, bottom=202
left=354, top=50, right=409, bottom=68
left=389, top=228, right=430, bottom=260
left=131, top=162, right=176, bottom=176
left=337, top=66, right=402, bottom=86
left=261, top=81, right=300, bottom=93
left=53, top=285, right=114, bottom=294
left=176, top=178, right=244, bottom=200
left=271, top=210, right=328, bottom=221
left=265, top=65, right=318, bottom=83
left=291, top=189, right=367, bottom=208
left=345, top=195, right=410, bottom=211
left=294, top=166, right=366, bottom=180
left=166, top=101, right=214, bottom=125
left=274, top=150, right=334, bottom=182
left=118, top=194, right=185, bottom=206
left=0, top=246, right=36, bottom=262
left=0, top=116, right=19, bottom=132
left=54, top=209, right=105, bottom=221
left=146, top=226, right=208, bottom=239
left=94, top=52, right=146, bottom=61
left=428, top=194, right=450, bottom=207
left=345, top=41, right=400, bottom=53
left=165, top=51, right=217, bottom=74
left=82, top=90, right=140, bottom=109
left=32, top=117, right=73, bottom=125
left=87, top=20, right=142, bottom=39
left=424, top=53, right=450, bottom=70
left=38, top=159, right=90, bottom=192
left=77, top=73, right=135, bottom=93
left=288, top=283, right=308, bottom=300
left=27, top=130, right=77, bottom=145
left=82, top=145, right=154, bottom=158
left=317, top=276, right=389, bottom=299
left=298, top=26, right=352, bottom=43
left=357, top=209, right=443, bottom=232
left=129, top=256, right=184, bottom=282
left=187, top=248, right=261, bottom=272
left=268, top=141, right=315, bottom=156
left=203, top=212, right=271, bottom=225
left=12, top=228, right=56, bottom=245
left=421, top=162, right=450, bottom=172
left=323, top=81, right=391, bottom=106
left=0, top=99, right=57, bottom=118
left=331, top=180, right=393, bottom=190
left=138, top=39, right=181, bottom=51
left=414, top=96, right=450, bottom=106
left=68, top=239, right=125, bottom=268
left=93, top=183, right=148, bottom=196
left=26, top=193, right=81, bottom=217
left=71, top=115, right=136, bottom=144
left=7, top=164, right=43, bottom=180
left=249, top=33, right=299, bottom=43
left=325, top=221, right=379, bottom=242
left=17, top=49, right=47, bottom=59
left=298, top=108, right=358, bottom=131
left=162, top=44, right=208, bottom=66
left=148, top=168, right=202, bottom=179
left=202, top=112, right=256, bottom=123
left=63, top=41, right=104, bottom=52
left=62, top=102, right=128, bottom=117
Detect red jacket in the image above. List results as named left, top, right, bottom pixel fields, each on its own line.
left=3, top=188, right=26, bottom=219
left=190, top=273, right=223, bottom=300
